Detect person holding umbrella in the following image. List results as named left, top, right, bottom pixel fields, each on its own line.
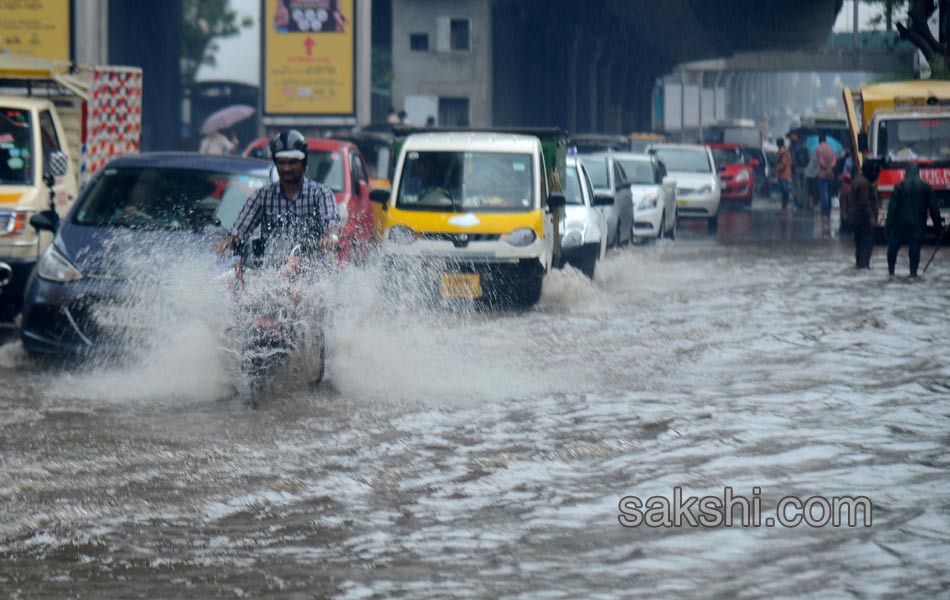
left=199, top=104, right=255, bottom=155
left=199, top=128, right=239, bottom=155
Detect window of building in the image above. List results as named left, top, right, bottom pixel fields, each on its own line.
left=410, top=33, right=429, bottom=52
left=439, top=97, right=470, bottom=127
left=450, top=19, right=470, bottom=51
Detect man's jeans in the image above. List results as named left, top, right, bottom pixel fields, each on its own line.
left=887, top=235, right=923, bottom=274
left=779, top=180, right=790, bottom=208
left=817, top=178, right=831, bottom=215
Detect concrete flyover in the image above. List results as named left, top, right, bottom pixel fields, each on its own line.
left=685, top=48, right=916, bottom=74
left=490, top=0, right=844, bottom=132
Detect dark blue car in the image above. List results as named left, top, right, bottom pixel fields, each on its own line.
left=20, top=153, right=272, bottom=358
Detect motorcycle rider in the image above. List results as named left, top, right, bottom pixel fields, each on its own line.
left=214, top=129, right=341, bottom=267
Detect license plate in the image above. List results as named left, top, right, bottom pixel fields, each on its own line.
left=677, top=199, right=688, bottom=207
left=439, top=273, right=481, bottom=299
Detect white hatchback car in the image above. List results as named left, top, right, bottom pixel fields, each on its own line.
left=557, top=157, right=609, bottom=278
left=648, top=143, right=721, bottom=231
left=610, top=152, right=677, bottom=240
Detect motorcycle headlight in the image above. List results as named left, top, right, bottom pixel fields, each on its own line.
left=562, top=229, right=583, bottom=248
left=386, top=225, right=418, bottom=244
left=736, top=171, right=750, bottom=182
left=500, top=227, right=537, bottom=247
left=636, top=193, right=658, bottom=210
left=36, top=244, right=83, bottom=283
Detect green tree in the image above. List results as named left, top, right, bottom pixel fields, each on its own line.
left=181, top=0, right=253, bottom=88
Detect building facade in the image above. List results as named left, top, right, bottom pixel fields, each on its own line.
left=392, top=0, right=493, bottom=127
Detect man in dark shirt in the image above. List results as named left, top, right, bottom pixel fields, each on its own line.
left=215, top=129, right=341, bottom=263
left=885, top=163, right=943, bottom=276
left=848, top=163, right=878, bottom=269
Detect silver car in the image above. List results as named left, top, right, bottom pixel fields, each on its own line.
left=609, top=152, right=677, bottom=240
left=577, top=154, right=634, bottom=247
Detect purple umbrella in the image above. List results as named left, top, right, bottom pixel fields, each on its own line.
left=200, top=104, right=255, bottom=135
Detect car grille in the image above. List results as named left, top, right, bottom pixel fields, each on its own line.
left=421, top=233, right=501, bottom=242
left=67, top=295, right=147, bottom=346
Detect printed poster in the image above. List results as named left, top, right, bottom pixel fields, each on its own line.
left=263, top=0, right=355, bottom=116
left=0, top=0, right=71, bottom=62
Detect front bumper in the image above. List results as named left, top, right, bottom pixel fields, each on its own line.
left=20, top=274, right=143, bottom=358
left=632, top=205, right=662, bottom=237
left=720, top=183, right=753, bottom=200
left=675, top=192, right=720, bottom=218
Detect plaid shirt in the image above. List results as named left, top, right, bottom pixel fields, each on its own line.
left=230, top=177, right=341, bottom=247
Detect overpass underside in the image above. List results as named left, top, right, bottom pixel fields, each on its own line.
left=491, top=0, right=843, bottom=133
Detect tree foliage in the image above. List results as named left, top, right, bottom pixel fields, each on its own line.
left=181, top=0, right=253, bottom=87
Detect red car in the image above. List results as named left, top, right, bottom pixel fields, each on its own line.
left=707, top=143, right=755, bottom=203
left=243, top=137, right=376, bottom=262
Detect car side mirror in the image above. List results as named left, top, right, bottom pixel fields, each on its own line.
left=547, top=192, right=566, bottom=211
left=592, top=193, right=615, bottom=207
left=369, top=188, right=390, bottom=204
left=750, top=158, right=760, bottom=168
left=30, top=209, right=59, bottom=233
left=45, top=150, right=69, bottom=179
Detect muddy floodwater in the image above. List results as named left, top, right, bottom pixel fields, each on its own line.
left=1, top=204, right=949, bottom=598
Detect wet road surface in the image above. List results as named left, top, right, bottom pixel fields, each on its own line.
left=1, top=197, right=949, bottom=598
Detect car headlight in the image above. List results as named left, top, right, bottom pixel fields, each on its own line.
left=736, top=171, right=750, bottom=182
left=697, top=185, right=713, bottom=194
left=386, top=225, right=418, bottom=244
left=500, top=227, right=537, bottom=247
left=562, top=229, right=583, bottom=248
left=636, top=193, right=658, bottom=210
left=36, top=244, right=83, bottom=283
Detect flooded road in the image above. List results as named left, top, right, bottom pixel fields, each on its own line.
left=1, top=199, right=949, bottom=598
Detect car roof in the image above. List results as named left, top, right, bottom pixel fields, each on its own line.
left=649, top=143, right=710, bottom=152
left=402, top=131, right=540, bottom=152
left=242, top=136, right=354, bottom=152
left=103, top=152, right=272, bottom=174
left=589, top=151, right=653, bottom=161
left=706, top=142, right=742, bottom=149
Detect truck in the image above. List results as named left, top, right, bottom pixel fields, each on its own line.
left=842, top=80, right=950, bottom=240
left=0, top=57, right=142, bottom=321
left=369, top=127, right=567, bottom=307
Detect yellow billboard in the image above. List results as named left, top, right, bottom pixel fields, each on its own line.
left=0, top=0, right=71, bottom=62
left=263, top=0, right=355, bottom=116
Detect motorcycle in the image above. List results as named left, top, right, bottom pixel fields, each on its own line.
left=228, top=238, right=329, bottom=407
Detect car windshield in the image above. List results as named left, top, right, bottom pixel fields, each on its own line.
left=881, top=117, right=950, bottom=161
left=73, top=167, right=270, bottom=232
left=397, top=150, right=534, bottom=212
left=564, top=165, right=585, bottom=205
left=307, top=150, right=345, bottom=193
left=652, top=148, right=712, bottom=173
left=710, top=147, right=746, bottom=166
left=579, top=158, right=608, bottom=188
left=615, top=159, right=655, bottom=184
left=0, top=107, right=34, bottom=186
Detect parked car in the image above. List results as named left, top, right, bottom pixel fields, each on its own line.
left=20, top=153, right=272, bottom=358
left=626, top=132, right=669, bottom=154
left=557, top=157, right=609, bottom=278
left=707, top=142, right=755, bottom=204
left=577, top=154, right=634, bottom=247
left=243, top=136, right=376, bottom=260
left=610, top=152, right=677, bottom=240
left=647, top=143, right=721, bottom=231
left=571, top=133, right=628, bottom=155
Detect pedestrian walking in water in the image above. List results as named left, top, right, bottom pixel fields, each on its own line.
left=815, top=134, right=836, bottom=216
left=775, top=138, right=792, bottom=211
left=885, top=163, right=944, bottom=277
left=849, top=163, right=878, bottom=269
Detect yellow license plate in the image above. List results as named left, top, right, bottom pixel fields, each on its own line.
left=677, top=199, right=688, bottom=207
left=439, top=273, right=481, bottom=299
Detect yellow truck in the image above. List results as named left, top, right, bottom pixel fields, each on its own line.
left=842, top=80, right=950, bottom=238
left=0, top=58, right=142, bottom=320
